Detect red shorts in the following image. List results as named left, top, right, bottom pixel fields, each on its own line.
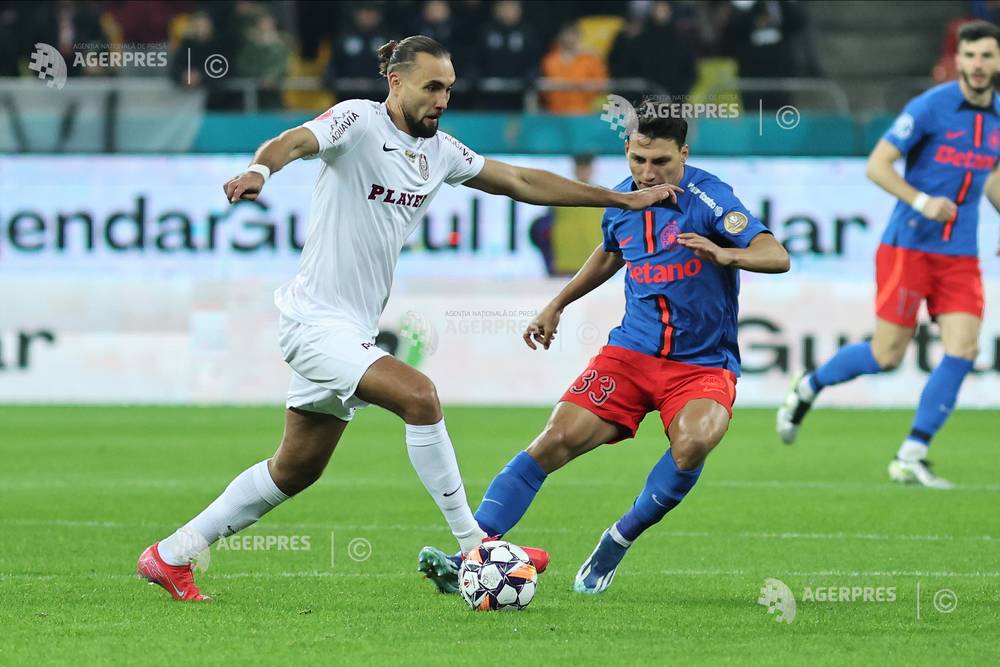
left=875, top=244, right=984, bottom=327
left=559, top=345, right=737, bottom=443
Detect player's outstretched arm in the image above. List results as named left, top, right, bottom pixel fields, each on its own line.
left=677, top=232, right=790, bottom=274
left=867, top=139, right=956, bottom=222
left=222, top=127, right=320, bottom=204
left=465, top=158, right=682, bottom=210
left=523, top=245, right=625, bottom=350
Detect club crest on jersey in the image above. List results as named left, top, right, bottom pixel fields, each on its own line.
left=418, top=153, right=430, bottom=180
left=990, top=127, right=1000, bottom=151
left=723, top=211, right=748, bottom=234
left=660, top=220, right=681, bottom=250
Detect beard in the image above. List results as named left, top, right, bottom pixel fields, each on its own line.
left=401, top=104, right=439, bottom=139
left=961, top=68, right=995, bottom=95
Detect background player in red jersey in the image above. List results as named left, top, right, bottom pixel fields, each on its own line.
left=418, top=104, right=789, bottom=595
left=778, top=21, right=1000, bottom=489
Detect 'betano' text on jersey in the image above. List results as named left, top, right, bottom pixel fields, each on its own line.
left=274, top=99, right=485, bottom=332
left=882, top=81, right=1000, bottom=257
left=602, top=166, right=769, bottom=375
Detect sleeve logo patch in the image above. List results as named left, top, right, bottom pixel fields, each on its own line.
left=891, top=112, right=914, bottom=140
left=724, top=211, right=749, bottom=234
left=328, top=111, right=360, bottom=144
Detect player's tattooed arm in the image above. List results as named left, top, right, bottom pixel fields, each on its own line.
left=466, top=159, right=682, bottom=209
left=678, top=232, right=790, bottom=274
left=223, top=127, right=320, bottom=203
left=867, top=139, right=957, bottom=222
left=524, top=245, right=625, bottom=350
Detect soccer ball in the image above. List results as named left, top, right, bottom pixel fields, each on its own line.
left=459, top=540, right=537, bottom=611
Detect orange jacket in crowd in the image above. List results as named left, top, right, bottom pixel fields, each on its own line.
left=540, top=49, right=608, bottom=114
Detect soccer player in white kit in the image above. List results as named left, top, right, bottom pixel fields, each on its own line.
left=137, top=35, right=679, bottom=601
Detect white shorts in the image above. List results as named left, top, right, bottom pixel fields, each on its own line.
left=278, top=315, right=390, bottom=421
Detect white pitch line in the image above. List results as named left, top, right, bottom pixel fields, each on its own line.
left=1, top=518, right=996, bottom=545
left=4, top=569, right=1000, bottom=581
left=703, top=479, right=1000, bottom=492
left=0, top=518, right=159, bottom=529
left=4, top=477, right=999, bottom=492
left=645, top=569, right=1000, bottom=578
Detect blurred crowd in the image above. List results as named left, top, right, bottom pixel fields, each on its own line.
left=8, top=0, right=968, bottom=115
left=0, top=0, right=829, bottom=112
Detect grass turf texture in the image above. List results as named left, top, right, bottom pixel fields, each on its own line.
left=2, top=406, right=999, bottom=666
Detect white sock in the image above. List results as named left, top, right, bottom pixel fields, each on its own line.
left=405, top=420, right=486, bottom=554
left=609, top=523, right=632, bottom=548
left=897, top=439, right=929, bottom=462
left=158, top=460, right=289, bottom=566
left=797, top=374, right=817, bottom=403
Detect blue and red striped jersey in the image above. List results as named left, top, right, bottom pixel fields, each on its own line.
left=601, top=165, right=769, bottom=374
left=881, top=81, right=1000, bottom=256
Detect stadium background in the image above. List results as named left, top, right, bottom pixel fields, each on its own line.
left=3, top=0, right=998, bottom=408
left=4, top=2, right=1000, bottom=664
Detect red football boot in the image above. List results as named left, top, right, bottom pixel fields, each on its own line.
left=483, top=536, right=549, bottom=573
left=136, top=543, right=210, bottom=602
left=521, top=545, right=549, bottom=574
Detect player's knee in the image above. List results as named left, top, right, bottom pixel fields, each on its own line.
left=400, top=377, right=442, bottom=424
left=529, top=426, right=581, bottom=472
left=871, top=333, right=910, bottom=370
left=872, top=345, right=905, bottom=370
left=268, top=454, right=324, bottom=496
left=670, top=431, right=722, bottom=470
left=946, top=342, right=979, bottom=361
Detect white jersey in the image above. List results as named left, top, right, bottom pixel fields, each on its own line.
left=274, top=99, right=485, bottom=332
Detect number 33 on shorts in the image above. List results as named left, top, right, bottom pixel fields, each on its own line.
left=569, top=369, right=617, bottom=405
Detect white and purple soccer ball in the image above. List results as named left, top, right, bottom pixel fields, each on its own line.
left=459, top=540, right=537, bottom=611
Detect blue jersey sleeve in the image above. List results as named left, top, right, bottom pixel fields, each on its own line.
left=882, top=94, right=933, bottom=155
left=601, top=208, right=620, bottom=252
left=701, top=181, right=769, bottom=248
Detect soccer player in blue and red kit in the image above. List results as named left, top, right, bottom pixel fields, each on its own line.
left=777, top=21, right=1000, bottom=489
left=418, top=104, right=789, bottom=595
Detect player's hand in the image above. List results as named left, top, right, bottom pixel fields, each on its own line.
left=923, top=196, right=957, bottom=223
left=617, top=182, right=683, bottom=210
left=677, top=233, right=736, bottom=267
left=523, top=305, right=562, bottom=350
left=223, top=172, right=265, bottom=204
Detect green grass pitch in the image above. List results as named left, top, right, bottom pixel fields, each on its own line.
left=2, top=406, right=999, bottom=665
